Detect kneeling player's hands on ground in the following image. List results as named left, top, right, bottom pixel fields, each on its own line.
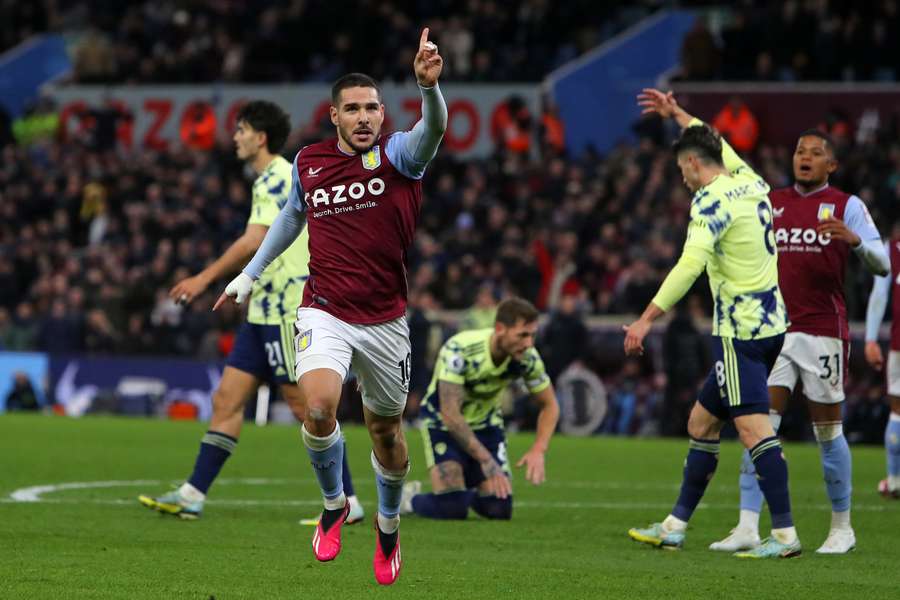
left=214, top=272, right=254, bottom=310
left=481, top=458, right=512, bottom=499
left=516, top=447, right=546, bottom=485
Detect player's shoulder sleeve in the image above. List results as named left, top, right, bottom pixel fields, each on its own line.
left=522, top=348, right=551, bottom=394
left=385, top=131, right=427, bottom=180
left=844, top=194, right=881, bottom=242
left=685, top=187, right=731, bottom=252
left=286, top=149, right=307, bottom=214
left=248, top=156, right=294, bottom=226
left=435, top=331, right=477, bottom=385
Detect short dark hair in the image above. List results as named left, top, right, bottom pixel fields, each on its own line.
left=797, top=128, right=835, bottom=156
left=236, top=100, right=291, bottom=153
left=495, top=297, right=540, bottom=327
left=331, top=72, right=381, bottom=105
left=672, top=124, right=724, bottom=167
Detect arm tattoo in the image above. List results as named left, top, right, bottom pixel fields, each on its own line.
left=439, top=381, right=493, bottom=464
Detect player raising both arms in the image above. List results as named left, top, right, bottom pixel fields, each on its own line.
left=138, top=100, right=362, bottom=522
left=399, top=297, right=559, bottom=521
left=216, top=29, right=446, bottom=585
left=625, top=89, right=801, bottom=558
left=863, top=221, right=900, bottom=500
left=711, top=130, right=888, bottom=555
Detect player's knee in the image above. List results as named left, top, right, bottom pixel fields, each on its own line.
left=687, top=417, right=715, bottom=441
left=303, top=404, right=336, bottom=435
left=471, top=495, right=513, bottom=520
left=369, top=419, right=402, bottom=450
left=211, top=387, right=243, bottom=419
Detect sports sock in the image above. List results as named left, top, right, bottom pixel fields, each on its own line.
left=376, top=513, right=400, bottom=556
left=471, top=494, right=513, bottom=520
left=301, top=422, right=345, bottom=508
left=411, top=490, right=474, bottom=519
left=341, top=440, right=356, bottom=497
left=739, top=449, right=764, bottom=515
left=186, top=430, right=238, bottom=495
left=814, top=423, right=852, bottom=517
left=371, top=451, right=409, bottom=519
left=751, top=436, right=793, bottom=530
left=738, top=411, right=780, bottom=519
left=671, top=437, right=720, bottom=522
left=886, top=413, right=900, bottom=490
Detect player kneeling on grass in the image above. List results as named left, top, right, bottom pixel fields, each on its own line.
left=400, top=297, right=559, bottom=520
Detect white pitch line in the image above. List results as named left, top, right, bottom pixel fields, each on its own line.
left=2, top=478, right=893, bottom=512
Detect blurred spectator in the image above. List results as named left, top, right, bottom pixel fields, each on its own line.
left=660, top=295, right=709, bottom=437
left=12, top=96, right=59, bottom=146
left=458, top=283, right=498, bottom=332
left=5, top=372, right=39, bottom=411
left=679, top=18, right=721, bottom=81
left=491, top=95, right=534, bottom=155
left=73, top=26, right=117, bottom=83
left=538, top=292, right=588, bottom=382
left=711, top=96, right=759, bottom=153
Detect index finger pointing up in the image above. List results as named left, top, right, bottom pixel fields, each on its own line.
left=420, top=27, right=430, bottom=49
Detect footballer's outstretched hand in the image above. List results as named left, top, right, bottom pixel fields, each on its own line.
left=637, top=88, right=677, bottom=118
left=516, top=447, right=546, bottom=485
left=414, top=27, right=443, bottom=87
left=213, top=272, right=254, bottom=311
left=623, top=318, right=651, bottom=357
left=865, top=341, right=884, bottom=371
left=170, top=274, right=211, bottom=305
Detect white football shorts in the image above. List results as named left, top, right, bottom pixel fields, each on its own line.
left=887, top=351, right=900, bottom=397
left=292, top=307, right=410, bottom=417
left=767, top=332, right=846, bottom=404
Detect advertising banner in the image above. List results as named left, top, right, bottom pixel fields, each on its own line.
left=49, top=355, right=222, bottom=419
left=49, top=83, right=540, bottom=158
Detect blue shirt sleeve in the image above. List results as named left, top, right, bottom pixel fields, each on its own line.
left=386, top=131, right=427, bottom=180
left=845, top=195, right=880, bottom=241
left=288, top=152, right=306, bottom=213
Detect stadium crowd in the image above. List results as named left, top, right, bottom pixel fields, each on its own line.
left=679, top=0, right=900, bottom=82
left=3, top=102, right=900, bottom=361
left=2, top=0, right=659, bottom=83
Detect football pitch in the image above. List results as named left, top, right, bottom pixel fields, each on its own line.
left=1, top=414, right=897, bottom=599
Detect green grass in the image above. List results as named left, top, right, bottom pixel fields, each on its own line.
left=0, top=414, right=897, bottom=599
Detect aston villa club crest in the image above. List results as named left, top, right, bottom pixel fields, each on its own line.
left=362, top=146, right=381, bottom=170
left=817, top=203, right=836, bottom=221
left=296, top=329, right=312, bottom=352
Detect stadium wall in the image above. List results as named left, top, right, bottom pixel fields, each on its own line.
left=47, top=83, right=540, bottom=158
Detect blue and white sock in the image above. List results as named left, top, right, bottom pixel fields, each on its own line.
left=886, top=412, right=900, bottom=491
left=814, top=422, right=852, bottom=529
left=371, top=451, right=409, bottom=534
left=302, top=422, right=345, bottom=509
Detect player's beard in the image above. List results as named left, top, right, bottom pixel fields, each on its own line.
left=339, top=124, right=378, bottom=154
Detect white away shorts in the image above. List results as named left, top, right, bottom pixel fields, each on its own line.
left=292, top=307, right=411, bottom=417
left=887, top=351, right=900, bottom=397
left=767, top=332, right=846, bottom=404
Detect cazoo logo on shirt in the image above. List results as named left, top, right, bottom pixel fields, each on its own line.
left=304, top=177, right=386, bottom=208
left=775, top=227, right=831, bottom=247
